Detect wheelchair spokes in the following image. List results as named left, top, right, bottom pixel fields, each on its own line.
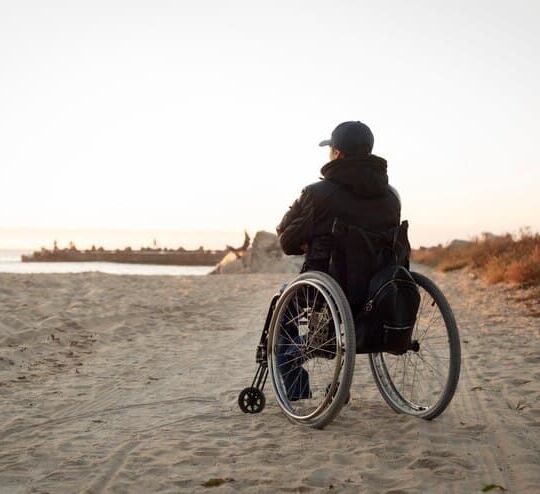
left=271, top=282, right=342, bottom=418
left=370, top=272, right=461, bottom=420
left=385, top=291, right=449, bottom=407
left=267, top=274, right=355, bottom=428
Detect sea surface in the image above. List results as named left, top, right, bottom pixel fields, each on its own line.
left=0, top=250, right=213, bottom=276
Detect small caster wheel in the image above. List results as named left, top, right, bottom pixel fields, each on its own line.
left=238, top=387, right=266, bottom=413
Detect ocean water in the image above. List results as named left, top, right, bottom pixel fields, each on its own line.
left=0, top=250, right=213, bottom=276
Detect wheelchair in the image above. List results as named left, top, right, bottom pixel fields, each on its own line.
left=238, top=224, right=461, bottom=429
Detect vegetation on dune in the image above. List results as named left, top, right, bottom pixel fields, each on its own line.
left=412, top=229, right=540, bottom=305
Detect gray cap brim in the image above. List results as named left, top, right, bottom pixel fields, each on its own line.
left=319, top=139, right=331, bottom=147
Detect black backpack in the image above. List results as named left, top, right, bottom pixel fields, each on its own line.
left=327, top=218, right=420, bottom=354
left=357, top=264, right=420, bottom=354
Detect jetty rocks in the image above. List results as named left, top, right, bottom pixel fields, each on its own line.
left=22, top=245, right=224, bottom=266
left=211, top=231, right=303, bottom=274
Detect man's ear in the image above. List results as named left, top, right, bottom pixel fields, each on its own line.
left=330, top=147, right=344, bottom=160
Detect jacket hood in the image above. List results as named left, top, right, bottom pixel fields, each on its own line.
left=320, top=154, right=389, bottom=198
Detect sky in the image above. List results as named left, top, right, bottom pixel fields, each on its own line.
left=1, top=0, right=539, bottom=249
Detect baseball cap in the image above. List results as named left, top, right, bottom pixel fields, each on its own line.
left=319, top=121, right=374, bottom=155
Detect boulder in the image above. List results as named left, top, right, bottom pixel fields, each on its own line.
left=211, top=231, right=304, bottom=274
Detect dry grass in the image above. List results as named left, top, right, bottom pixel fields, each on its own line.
left=412, top=229, right=540, bottom=304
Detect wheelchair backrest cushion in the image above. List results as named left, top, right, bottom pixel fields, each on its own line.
left=329, top=219, right=412, bottom=308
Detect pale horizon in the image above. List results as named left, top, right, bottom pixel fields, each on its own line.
left=0, top=223, right=535, bottom=252
left=1, top=1, right=539, bottom=250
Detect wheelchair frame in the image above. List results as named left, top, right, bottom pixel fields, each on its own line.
left=238, top=270, right=461, bottom=428
left=237, top=289, right=280, bottom=414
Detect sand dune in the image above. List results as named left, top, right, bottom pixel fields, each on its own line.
left=0, top=267, right=538, bottom=493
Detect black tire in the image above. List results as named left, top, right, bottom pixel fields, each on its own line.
left=369, top=272, right=461, bottom=420
left=267, top=271, right=356, bottom=429
left=238, top=387, right=266, bottom=414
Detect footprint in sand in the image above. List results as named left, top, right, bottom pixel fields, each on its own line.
left=408, top=457, right=445, bottom=470
left=462, top=423, right=487, bottom=434
left=507, top=377, right=532, bottom=386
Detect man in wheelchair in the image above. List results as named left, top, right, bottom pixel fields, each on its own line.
left=239, top=121, right=459, bottom=427
left=275, top=121, right=405, bottom=400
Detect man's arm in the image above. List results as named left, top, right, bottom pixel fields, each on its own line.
left=276, top=188, right=313, bottom=255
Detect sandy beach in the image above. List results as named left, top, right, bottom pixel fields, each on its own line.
left=0, top=266, right=539, bottom=493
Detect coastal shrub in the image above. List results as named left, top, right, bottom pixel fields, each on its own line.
left=483, top=255, right=506, bottom=284
left=412, top=230, right=540, bottom=293
left=505, top=245, right=540, bottom=284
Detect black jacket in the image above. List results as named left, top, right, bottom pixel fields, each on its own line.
left=276, top=155, right=401, bottom=272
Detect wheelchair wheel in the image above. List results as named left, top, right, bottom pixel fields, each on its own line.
left=267, top=271, right=356, bottom=429
left=369, top=272, right=461, bottom=420
left=238, top=387, right=266, bottom=414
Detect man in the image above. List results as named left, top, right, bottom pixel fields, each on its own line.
left=275, top=121, right=402, bottom=400
left=277, top=120, right=401, bottom=286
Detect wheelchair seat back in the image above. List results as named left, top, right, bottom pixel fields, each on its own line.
left=328, top=218, right=417, bottom=354
left=329, top=219, right=411, bottom=306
